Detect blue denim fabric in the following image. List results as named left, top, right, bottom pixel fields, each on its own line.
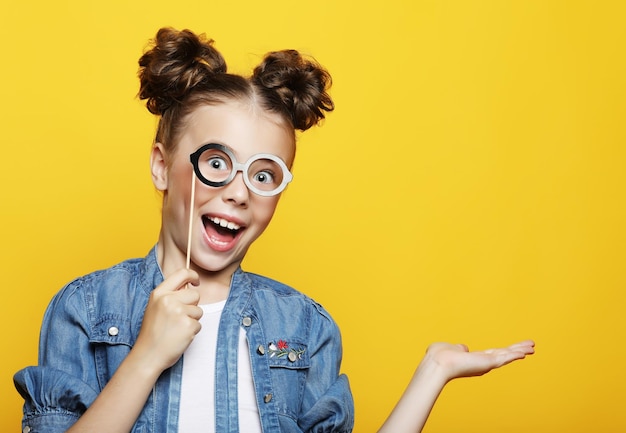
left=14, top=246, right=354, bottom=432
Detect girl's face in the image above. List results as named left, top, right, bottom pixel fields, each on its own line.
left=151, top=101, right=295, bottom=281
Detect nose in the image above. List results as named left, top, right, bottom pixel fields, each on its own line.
left=222, top=171, right=249, bottom=207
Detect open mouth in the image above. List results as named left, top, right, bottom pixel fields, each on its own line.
left=201, top=215, right=244, bottom=248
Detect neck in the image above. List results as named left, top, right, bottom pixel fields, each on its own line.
left=156, top=240, right=234, bottom=304
left=193, top=278, right=231, bottom=304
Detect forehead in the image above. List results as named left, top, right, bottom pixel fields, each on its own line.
left=179, top=101, right=295, bottom=164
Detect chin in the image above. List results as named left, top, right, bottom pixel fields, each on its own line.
left=194, top=252, right=244, bottom=274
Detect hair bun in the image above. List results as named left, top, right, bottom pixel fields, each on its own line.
left=252, top=50, right=333, bottom=131
left=138, top=27, right=227, bottom=115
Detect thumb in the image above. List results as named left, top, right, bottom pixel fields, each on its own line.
left=156, top=268, right=200, bottom=293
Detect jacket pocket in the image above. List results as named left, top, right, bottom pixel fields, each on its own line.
left=90, top=314, right=134, bottom=346
left=89, top=315, right=134, bottom=388
left=266, top=339, right=310, bottom=369
left=265, top=339, right=310, bottom=419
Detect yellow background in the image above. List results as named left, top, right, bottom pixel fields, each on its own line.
left=1, top=1, right=625, bottom=431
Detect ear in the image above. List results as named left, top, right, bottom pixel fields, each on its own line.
left=150, top=143, right=168, bottom=191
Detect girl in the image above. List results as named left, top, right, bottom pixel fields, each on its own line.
left=14, top=27, right=533, bottom=433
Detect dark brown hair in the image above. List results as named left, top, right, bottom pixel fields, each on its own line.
left=138, top=27, right=333, bottom=153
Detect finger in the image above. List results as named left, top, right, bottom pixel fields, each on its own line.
left=489, top=343, right=536, bottom=365
left=155, top=268, right=200, bottom=293
left=190, top=318, right=202, bottom=336
left=174, top=287, right=201, bottom=306
left=186, top=304, right=204, bottom=321
left=509, top=339, right=535, bottom=348
left=508, top=340, right=536, bottom=354
left=456, top=343, right=469, bottom=352
left=483, top=340, right=535, bottom=356
left=495, top=350, right=532, bottom=367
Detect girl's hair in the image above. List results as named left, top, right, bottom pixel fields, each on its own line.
left=138, top=27, right=334, bottom=153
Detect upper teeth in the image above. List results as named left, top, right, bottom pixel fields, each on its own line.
left=210, top=216, right=241, bottom=231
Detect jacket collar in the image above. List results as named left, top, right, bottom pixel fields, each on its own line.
left=138, top=245, right=164, bottom=295
left=139, top=245, right=252, bottom=316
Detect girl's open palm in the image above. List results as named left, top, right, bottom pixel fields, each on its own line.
left=425, top=340, right=535, bottom=382
left=378, top=339, right=535, bottom=433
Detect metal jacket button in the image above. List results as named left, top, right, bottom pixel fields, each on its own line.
left=108, top=326, right=119, bottom=336
left=242, top=317, right=252, bottom=327
left=264, top=393, right=272, bottom=403
left=257, top=345, right=265, bottom=355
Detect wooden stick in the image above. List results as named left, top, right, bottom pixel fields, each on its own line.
left=186, top=171, right=196, bottom=270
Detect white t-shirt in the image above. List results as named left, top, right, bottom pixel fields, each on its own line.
left=178, top=301, right=262, bottom=432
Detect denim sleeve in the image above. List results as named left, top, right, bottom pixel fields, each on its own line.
left=298, top=302, right=355, bottom=433
left=14, top=280, right=100, bottom=432
left=13, top=366, right=98, bottom=433
left=298, top=374, right=354, bottom=433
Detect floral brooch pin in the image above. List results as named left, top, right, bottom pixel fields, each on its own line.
left=268, top=340, right=305, bottom=362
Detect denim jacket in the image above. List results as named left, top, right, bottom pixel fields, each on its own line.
left=14, top=246, right=354, bottom=433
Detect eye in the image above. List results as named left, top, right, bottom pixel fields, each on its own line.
left=207, top=156, right=229, bottom=171
left=252, top=170, right=275, bottom=184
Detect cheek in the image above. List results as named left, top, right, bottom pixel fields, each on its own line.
left=162, top=171, right=195, bottom=220
left=168, top=162, right=194, bottom=191
left=253, top=197, right=281, bottom=227
left=165, top=163, right=197, bottom=204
